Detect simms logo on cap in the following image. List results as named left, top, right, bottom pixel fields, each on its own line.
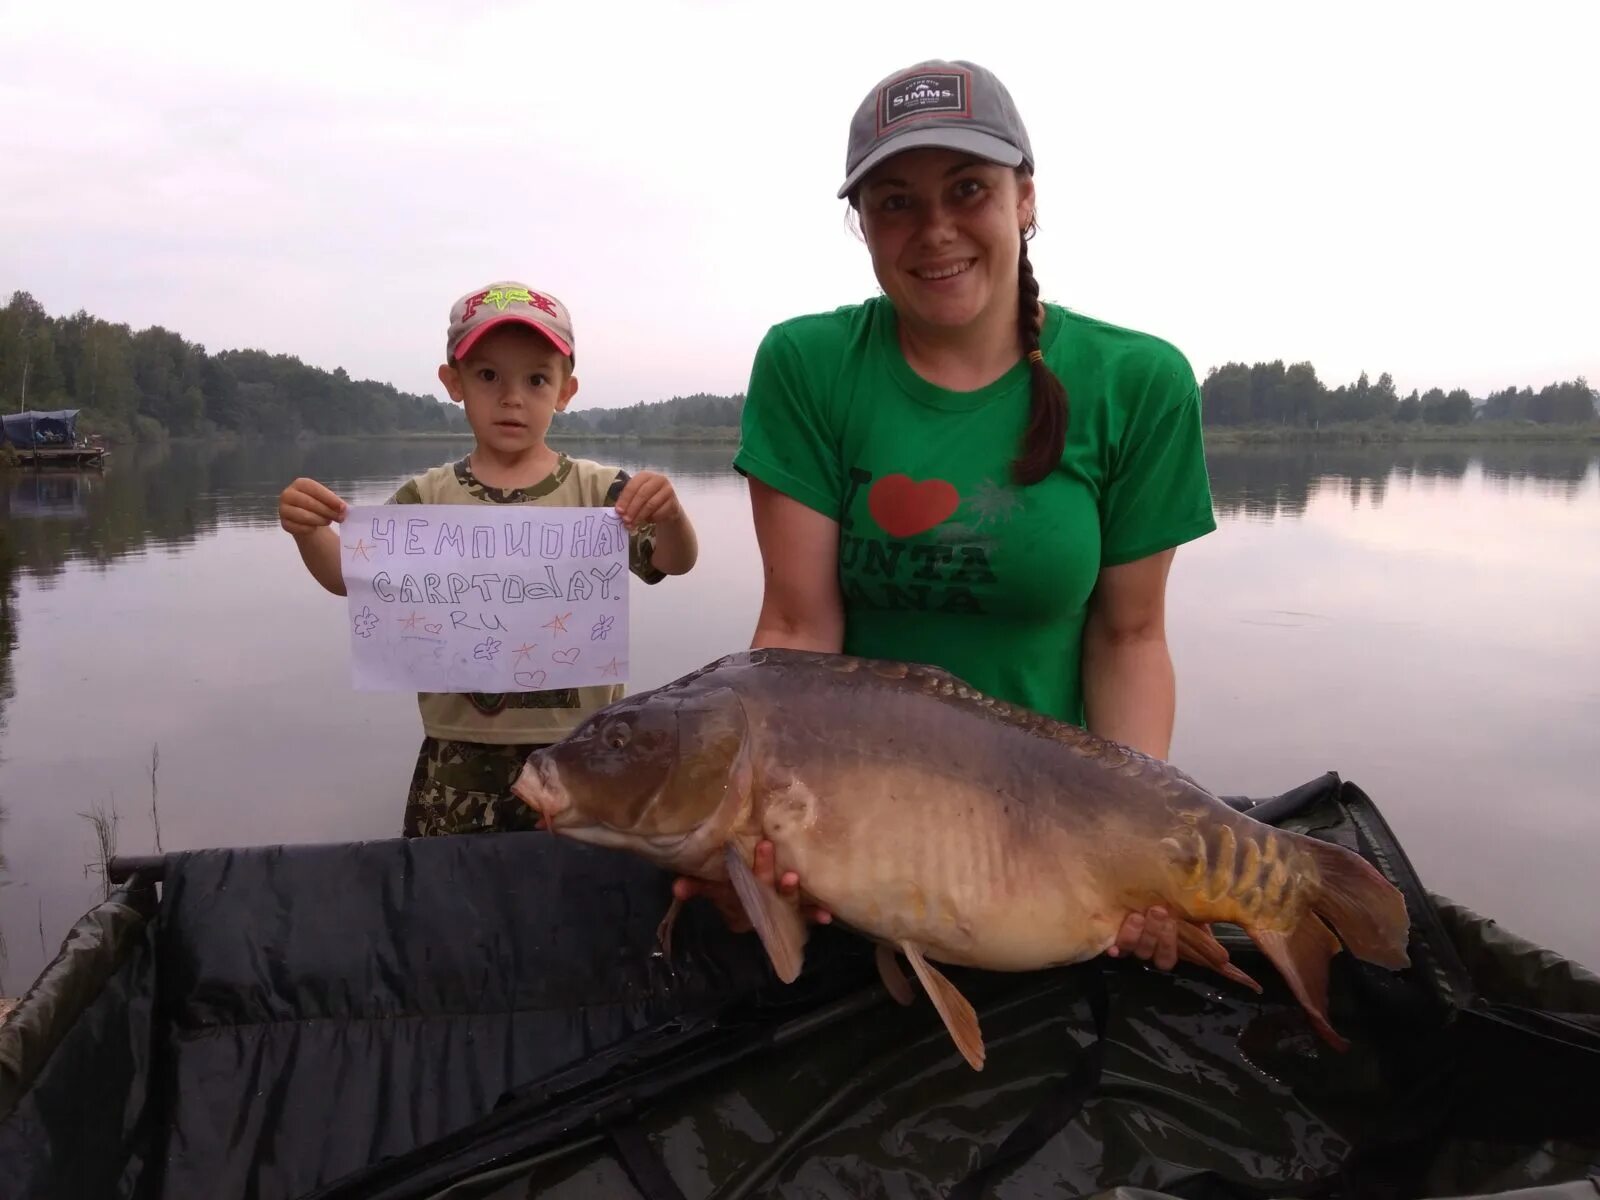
left=878, top=69, right=970, bottom=133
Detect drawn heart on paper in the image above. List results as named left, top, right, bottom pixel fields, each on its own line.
left=867, top=474, right=960, bottom=538
left=514, top=670, right=548, bottom=689
left=552, top=648, right=581, bottom=666
left=424, top=622, right=444, bottom=635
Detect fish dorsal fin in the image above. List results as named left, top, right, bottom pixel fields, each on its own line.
left=901, top=941, right=986, bottom=1071
left=723, top=843, right=807, bottom=984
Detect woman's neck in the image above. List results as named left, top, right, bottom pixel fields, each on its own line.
left=895, top=300, right=1037, bottom=393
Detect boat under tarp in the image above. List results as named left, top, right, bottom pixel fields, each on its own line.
left=0, top=409, right=107, bottom=465
left=0, top=409, right=81, bottom=450
left=0, top=772, right=1596, bottom=1199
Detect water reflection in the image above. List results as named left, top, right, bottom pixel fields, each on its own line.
left=0, top=436, right=1595, bottom=997
left=0, top=437, right=762, bottom=583
left=1208, top=445, right=1598, bottom=521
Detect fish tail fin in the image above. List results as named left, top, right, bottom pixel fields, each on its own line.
left=1303, top=837, right=1412, bottom=970
left=1248, top=914, right=1350, bottom=1052
left=1245, top=836, right=1411, bottom=1052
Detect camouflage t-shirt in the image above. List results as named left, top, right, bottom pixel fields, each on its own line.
left=388, top=453, right=665, bottom=745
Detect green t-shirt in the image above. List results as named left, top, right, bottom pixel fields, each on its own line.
left=732, top=296, right=1216, bottom=724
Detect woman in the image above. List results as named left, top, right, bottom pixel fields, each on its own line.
left=681, top=58, right=1218, bottom=971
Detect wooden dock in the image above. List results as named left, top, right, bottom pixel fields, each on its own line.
left=12, top=445, right=108, bottom=467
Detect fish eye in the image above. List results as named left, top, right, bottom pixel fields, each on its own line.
left=603, top=721, right=631, bottom=750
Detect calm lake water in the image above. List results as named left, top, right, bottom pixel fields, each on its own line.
left=1, top=436, right=1596, bottom=995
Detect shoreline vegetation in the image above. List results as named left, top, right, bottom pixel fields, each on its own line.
left=1, top=290, right=1595, bottom=456
left=69, top=420, right=1592, bottom=450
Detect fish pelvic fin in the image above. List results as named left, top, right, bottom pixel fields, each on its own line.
left=1175, top=922, right=1263, bottom=995
left=1248, top=914, right=1350, bottom=1052
left=1304, top=838, right=1412, bottom=970
left=875, top=943, right=916, bottom=1006
left=723, top=842, right=807, bottom=984
left=654, top=893, right=685, bottom=963
left=901, top=941, right=986, bottom=1071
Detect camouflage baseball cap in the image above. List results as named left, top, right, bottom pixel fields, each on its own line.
left=446, top=281, right=575, bottom=364
left=838, top=59, right=1034, bottom=199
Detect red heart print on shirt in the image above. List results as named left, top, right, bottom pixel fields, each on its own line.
left=868, top=474, right=960, bottom=538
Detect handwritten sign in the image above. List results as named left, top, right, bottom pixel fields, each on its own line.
left=339, top=505, right=629, bottom=693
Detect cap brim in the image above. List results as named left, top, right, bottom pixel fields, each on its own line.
left=452, top=316, right=573, bottom=362
left=837, top=127, right=1027, bottom=199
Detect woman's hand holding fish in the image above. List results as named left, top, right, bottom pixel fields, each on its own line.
left=673, top=840, right=833, bottom=931
left=1106, top=906, right=1181, bottom=970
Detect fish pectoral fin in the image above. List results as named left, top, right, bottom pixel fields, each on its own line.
left=1175, top=921, right=1263, bottom=994
left=1249, top=913, right=1349, bottom=1052
left=723, top=843, right=807, bottom=984
left=875, top=943, right=915, bottom=1006
left=900, top=941, right=986, bottom=1071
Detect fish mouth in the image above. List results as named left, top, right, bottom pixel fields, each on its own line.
left=511, top=754, right=570, bottom=830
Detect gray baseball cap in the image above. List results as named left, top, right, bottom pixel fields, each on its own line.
left=837, top=59, right=1034, bottom=199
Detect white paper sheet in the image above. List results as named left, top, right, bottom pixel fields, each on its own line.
left=339, top=504, right=630, bottom=693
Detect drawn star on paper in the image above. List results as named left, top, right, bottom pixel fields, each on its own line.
left=599, top=656, right=624, bottom=678
left=399, top=611, right=424, bottom=631
left=344, top=537, right=375, bottom=561
left=511, top=642, right=539, bottom=667
left=542, top=612, right=572, bottom=635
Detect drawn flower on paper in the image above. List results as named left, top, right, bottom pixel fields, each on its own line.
left=353, top=606, right=379, bottom=638
left=474, top=636, right=502, bottom=663
left=591, top=615, right=615, bottom=642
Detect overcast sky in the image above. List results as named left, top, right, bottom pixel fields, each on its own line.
left=3, top=0, right=1596, bottom=410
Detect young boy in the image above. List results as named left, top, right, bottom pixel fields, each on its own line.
left=278, top=280, right=699, bottom=836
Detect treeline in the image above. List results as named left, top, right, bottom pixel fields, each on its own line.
left=1202, top=360, right=1597, bottom=428
left=6, top=286, right=1594, bottom=443
left=0, top=290, right=466, bottom=443
left=552, top=392, right=744, bottom=437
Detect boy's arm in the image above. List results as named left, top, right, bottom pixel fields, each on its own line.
left=279, top=476, right=350, bottom=596
left=645, top=508, right=698, bottom=575
left=293, top=527, right=348, bottom=596
left=610, top=469, right=697, bottom=577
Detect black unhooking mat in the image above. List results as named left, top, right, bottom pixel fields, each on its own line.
left=1, top=773, right=1597, bottom=1200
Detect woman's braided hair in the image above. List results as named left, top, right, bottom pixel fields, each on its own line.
left=1011, top=210, right=1068, bottom=486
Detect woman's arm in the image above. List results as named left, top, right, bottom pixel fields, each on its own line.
left=1083, top=546, right=1186, bottom=968
left=746, top=478, right=846, bottom=652
left=671, top=475, right=844, bottom=927
left=1081, top=547, right=1178, bottom=759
